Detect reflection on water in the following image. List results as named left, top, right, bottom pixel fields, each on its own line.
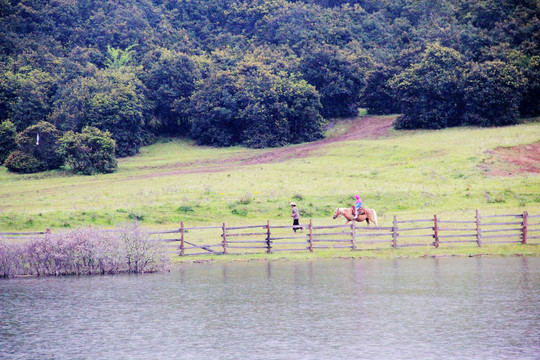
left=1, top=257, right=539, bottom=359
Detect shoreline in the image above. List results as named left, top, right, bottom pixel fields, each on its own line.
left=2, top=251, right=537, bottom=278
left=171, top=246, right=540, bottom=264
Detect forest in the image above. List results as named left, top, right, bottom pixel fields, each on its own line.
left=0, top=0, right=538, bottom=174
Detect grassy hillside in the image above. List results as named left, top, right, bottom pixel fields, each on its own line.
left=1, top=116, right=539, bottom=231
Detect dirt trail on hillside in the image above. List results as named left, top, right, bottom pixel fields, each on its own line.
left=136, top=116, right=397, bottom=178
left=481, top=141, right=540, bottom=176
left=131, top=116, right=538, bottom=179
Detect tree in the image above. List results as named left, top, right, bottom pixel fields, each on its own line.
left=276, top=74, right=324, bottom=144
left=360, top=64, right=401, bottom=115
left=0, top=68, right=17, bottom=123
left=390, top=43, right=466, bottom=129
left=86, top=72, right=148, bottom=157
left=142, top=48, right=200, bottom=134
left=519, top=55, right=540, bottom=117
left=57, top=126, right=117, bottom=175
left=51, top=68, right=150, bottom=157
left=299, top=43, right=372, bottom=118
left=7, top=121, right=63, bottom=173
left=463, top=60, right=525, bottom=126
left=189, top=71, right=241, bottom=147
left=0, top=120, right=17, bottom=164
left=7, top=68, right=56, bottom=131
left=190, top=60, right=323, bottom=148
left=104, top=45, right=137, bottom=69
left=49, top=76, right=96, bottom=133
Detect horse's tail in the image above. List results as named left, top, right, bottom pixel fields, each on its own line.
left=372, top=209, right=378, bottom=227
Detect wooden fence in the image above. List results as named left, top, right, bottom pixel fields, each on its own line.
left=1, top=211, right=538, bottom=256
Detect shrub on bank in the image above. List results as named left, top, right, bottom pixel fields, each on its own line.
left=4, top=150, right=41, bottom=173
left=0, top=225, right=168, bottom=277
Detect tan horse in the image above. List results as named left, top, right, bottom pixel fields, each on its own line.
left=332, top=207, right=378, bottom=227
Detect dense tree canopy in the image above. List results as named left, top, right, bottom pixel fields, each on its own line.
left=190, top=60, right=323, bottom=148
left=390, top=44, right=467, bottom=129
left=0, top=120, right=17, bottom=164
left=0, top=0, right=539, bottom=173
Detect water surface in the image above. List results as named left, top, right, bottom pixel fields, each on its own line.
left=1, top=257, right=538, bottom=359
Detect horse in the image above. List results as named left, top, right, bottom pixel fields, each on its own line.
left=332, top=207, right=378, bottom=227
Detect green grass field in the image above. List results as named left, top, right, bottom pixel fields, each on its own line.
left=1, top=116, right=539, bottom=239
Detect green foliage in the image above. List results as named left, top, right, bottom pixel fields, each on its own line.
left=392, top=44, right=527, bottom=129
left=176, top=205, right=194, bottom=213
left=360, top=64, right=400, bottom=115
left=299, top=43, right=373, bottom=118
left=12, top=121, right=63, bottom=172
left=0, top=0, right=539, bottom=144
left=128, top=210, right=146, bottom=221
left=4, top=150, right=41, bottom=173
left=86, top=70, right=148, bottom=157
left=0, top=120, right=17, bottom=164
left=105, top=45, right=137, bottom=69
left=519, top=56, right=540, bottom=117
left=463, top=60, right=524, bottom=126
left=51, top=68, right=149, bottom=157
left=390, top=43, right=467, bottom=129
left=190, top=60, right=324, bottom=148
left=0, top=69, right=17, bottom=123
left=142, top=48, right=200, bottom=134
left=7, top=69, right=56, bottom=131
left=57, top=126, right=117, bottom=175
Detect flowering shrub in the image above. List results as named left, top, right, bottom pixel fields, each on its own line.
left=0, top=240, right=24, bottom=277
left=0, top=225, right=168, bottom=277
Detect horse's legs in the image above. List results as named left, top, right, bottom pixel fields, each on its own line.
left=342, top=219, right=350, bottom=232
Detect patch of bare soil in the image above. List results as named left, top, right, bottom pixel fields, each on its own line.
left=480, top=141, right=540, bottom=176
left=134, top=116, right=397, bottom=179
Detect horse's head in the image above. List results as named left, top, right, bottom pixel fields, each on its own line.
left=332, top=208, right=341, bottom=219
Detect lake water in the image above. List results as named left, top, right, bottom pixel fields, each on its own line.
left=1, top=257, right=538, bottom=359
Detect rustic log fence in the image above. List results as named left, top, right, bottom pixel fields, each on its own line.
left=1, top=210, right=538, bottom=256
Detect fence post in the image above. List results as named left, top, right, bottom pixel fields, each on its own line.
left=266, top=220, right=272, bottom=254
left=522, top=211, right=528, bottom=245
left=476, top=209, right=482, bottom=247
left=351, top=221, right=356, bottom=250
left=392, top=215, right=398, bottom=248
left=475, top=209, right=482, bottom=247
left=433, top=214, right=439, bottom=248
left=180, top=221, right=185, bottom=256
left=308, top=219, right=313, bottom=252
left=222, top=222, right=228, bottom=254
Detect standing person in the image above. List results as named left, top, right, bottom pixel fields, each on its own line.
left=353, top=195, right=363, bottom=219
left=290, top=202, right=302, bottom=233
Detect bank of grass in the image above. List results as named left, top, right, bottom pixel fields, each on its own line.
left=0, top=116, right=539, bottom=238
left=171, top=244, right=540, bottom=264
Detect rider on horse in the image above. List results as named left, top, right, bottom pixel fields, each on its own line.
left=352, top=194, right=364, bottom=219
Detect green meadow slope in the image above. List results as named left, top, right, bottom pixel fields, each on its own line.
left=1, top=116, right=539, bottom=231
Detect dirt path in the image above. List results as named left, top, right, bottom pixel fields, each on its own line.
left=136, top=116, right=397, bottom=178
left=482, top=141, right=540, bottom=176
left=131, top=115, right=538, bottom=179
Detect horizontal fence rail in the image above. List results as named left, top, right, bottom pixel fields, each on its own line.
left=1, top=211, right=537, bottom=256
